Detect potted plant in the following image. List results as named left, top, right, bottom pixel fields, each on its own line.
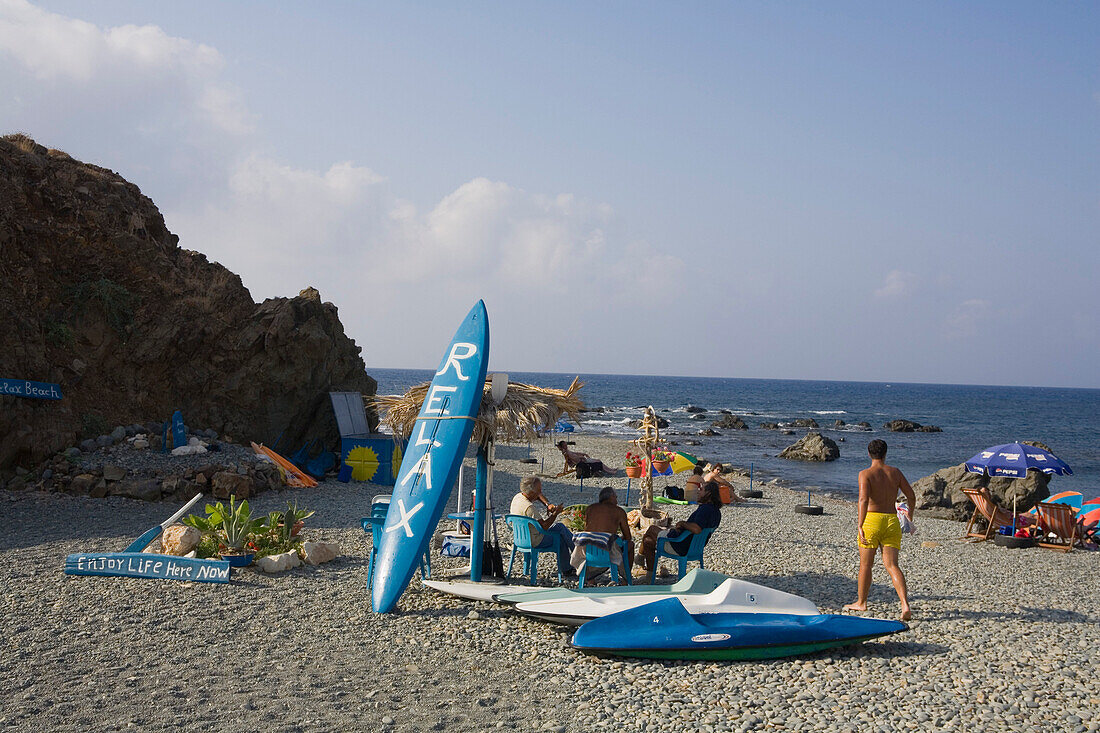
left=624, top=452, right=645, bottom=478
left=184, top=496, right=261, bottom=566
left=651, top=448, right=674, bottom=472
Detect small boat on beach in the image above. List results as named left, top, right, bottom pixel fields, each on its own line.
left=422, top=579, right=545, bottom=603
left=571, top=598, right=907, bottom=661
left=511, top=574, right=820, bottom=626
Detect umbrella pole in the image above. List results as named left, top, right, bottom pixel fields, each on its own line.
left=470, top=443, right=488, bottom=582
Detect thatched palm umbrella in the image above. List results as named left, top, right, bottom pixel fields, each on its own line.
left=370, top=376, right=585, bottom=448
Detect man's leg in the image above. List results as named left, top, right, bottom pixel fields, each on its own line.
left=881, top=546, right=911, bottom=621
left=544, top=524, right=575, bottom=575
left=636, top=526, right=662, bottom=571
left=843, top=546, right=877, bottom=611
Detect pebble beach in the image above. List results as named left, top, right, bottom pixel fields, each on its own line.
left=3, top=434, right=1098, bottom=733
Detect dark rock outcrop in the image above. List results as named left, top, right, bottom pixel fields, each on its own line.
left=778, top=432, right=840, bottom=462
left=684, top=405, right=707, bottom=413
left=759, top=422, right=779, bottom=430
left=790, top=418, right=820, bottom=429
left=711, top=414, right=747, bottom=430
left=0, top=135, right=377, bottom=474
left=884, top=419, right=942, bottom=433
left=631, top=416, right=669, bottom=430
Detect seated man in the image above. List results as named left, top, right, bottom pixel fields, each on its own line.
left=570, top=486, right=634, bottom=584
left=636, top=480, right=723, bottom=574
left=510, top=476, right=575, bottom=577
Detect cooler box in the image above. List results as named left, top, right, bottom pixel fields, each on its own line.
left=330, top=392, right=406, bottom=486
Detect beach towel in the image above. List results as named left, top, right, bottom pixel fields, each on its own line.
left=896, top=501, right=917, bottom=535
left=569, top=531, right=624, bottom=574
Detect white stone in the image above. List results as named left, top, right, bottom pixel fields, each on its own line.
left=160, top=524, right=200, bottom=556
left=255, top=551, right=302, bottom=573
left=300, top=541, right=340, bottom=565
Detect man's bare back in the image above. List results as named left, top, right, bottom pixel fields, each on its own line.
left=585, top=501, right=629, bottom=536
left=859, top=463, right=913, bottom=513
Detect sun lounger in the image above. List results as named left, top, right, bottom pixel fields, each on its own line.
left=1035, top=501, right=1082, bottom=553
left=961, top=487, right=1019, bottom=542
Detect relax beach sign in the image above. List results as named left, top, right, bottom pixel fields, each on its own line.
left=0, top=378, right=63, bottom=400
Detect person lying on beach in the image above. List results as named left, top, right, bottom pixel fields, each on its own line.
left=703, top=463, right=742, bottom=504
left=510, top=476, right=576, bottom=577
left=570, top=486, right=634, bottom=584
left=844, top=439, right=915, bottom=621
left=555, top=441, right=616, bottom=477
left=636, top=481, right=723, bottom=574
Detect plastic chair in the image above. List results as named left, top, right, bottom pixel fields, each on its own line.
left=364, top=495, right=430, bottom=585
left=578, top=537, right=630, bottom=589
left=650, top=527, right=716, bottom=583
left=505, top=514, right=562, bottom=586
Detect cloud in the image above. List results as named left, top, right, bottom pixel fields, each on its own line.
left=945, top=299, right=991, bottom=340
left=3, top=1, right=684, bottom=369
left=874, top=269, right=917, bottom=298
left=0, top=0, right=252, bottom=137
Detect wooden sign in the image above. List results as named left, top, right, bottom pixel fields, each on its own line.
left=0, top=378, right=62, bottom=400
left=64, top=553, right=232, bottom=583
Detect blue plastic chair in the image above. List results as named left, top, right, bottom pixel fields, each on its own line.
left=364, top=496, right=429, bottom=587
left=505, top=514, right=562, bottom=586
left=650, top=526, right=716, bottom=583
left=578, top=536, right=631, bottom=589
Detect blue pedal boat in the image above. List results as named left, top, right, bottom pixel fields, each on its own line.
left=570, top=597, right=907, bottom=661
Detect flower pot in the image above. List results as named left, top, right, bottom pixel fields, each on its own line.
left=624, top=466, right=643, bottom=478
left=651, top=460, right=670, bottom=472
left=220, top=552, right=255, bottom=567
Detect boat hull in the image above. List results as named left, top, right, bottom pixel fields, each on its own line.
left=423, top=579, right=539, bottom=602
left=571, top=598, right=907, bottom=661
left=514, top=576, right=820, bottom=626
left=371, top=301, right=490, bottom=613
left=493, top=568, right=731, bottom=606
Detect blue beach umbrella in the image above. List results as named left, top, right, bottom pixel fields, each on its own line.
left=964, top=442, right=1073, bottom=479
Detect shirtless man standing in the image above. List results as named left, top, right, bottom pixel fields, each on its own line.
left=844, top=439, right=916, bottom=621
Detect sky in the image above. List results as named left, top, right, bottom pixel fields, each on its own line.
left=2, top=1, right=1098, bottom=388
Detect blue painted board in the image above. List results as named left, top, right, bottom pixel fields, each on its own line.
left=171, top=410, right=186, bottom=450
left=0, top=378, right=62, bottom=400
left=64, top=553, right=231, bottom=583
left=371, top=300, right=489, bottom=613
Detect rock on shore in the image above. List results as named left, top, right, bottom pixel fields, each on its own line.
left=778, top=431, right=840, bottom=462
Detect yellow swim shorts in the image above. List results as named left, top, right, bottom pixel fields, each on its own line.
left=859, top=512, right=902, bottom=550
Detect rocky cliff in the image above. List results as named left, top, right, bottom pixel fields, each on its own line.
left=0, top=134, right=377, bottom=476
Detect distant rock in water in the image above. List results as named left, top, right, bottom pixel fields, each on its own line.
left=778, top=432, right=840, bottom=462
left=884, top=419, right=942, bottom=433
left=0, top=135, right=377, bottom=473
left=711, top=414, right=747, bottom=430
left=684, top=405, right=707, bottom=413
left=789, top=418, right=819, bottom=429
left=759, top=422, right=779, bottom=430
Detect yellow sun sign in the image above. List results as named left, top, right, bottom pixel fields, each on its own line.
left=392, top=444, right=403, bottom=478
left=346, top=445, right=380, bottom=482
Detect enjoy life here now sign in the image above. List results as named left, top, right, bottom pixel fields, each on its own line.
left=0, top=378, right=63, bottom=400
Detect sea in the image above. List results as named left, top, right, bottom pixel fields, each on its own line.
left=370, top=368, right=1100, bottom=502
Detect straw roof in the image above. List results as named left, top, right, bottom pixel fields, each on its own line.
left=369, top=376, right=586, bottom=448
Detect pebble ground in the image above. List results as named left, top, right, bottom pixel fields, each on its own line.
left=2, top=435, right=1097, bottom=732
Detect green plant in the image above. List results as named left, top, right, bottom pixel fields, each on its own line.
left=44, top=320, right=74, bottom=348
left=252, top=501, right=315, bottom=558
left=65, top=278, right=136, bottom=335
left=624, top=452, right=645, bottom=468
left=81, top=413, right=109, bottom=438
left=184, top=496, right=261, bottom=553
left=651, top=448, right=674, bottom=463
left=560, top=504, right=588, bottom=533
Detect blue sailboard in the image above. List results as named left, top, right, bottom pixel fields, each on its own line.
left=371, top=300, right=489, bottom=613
